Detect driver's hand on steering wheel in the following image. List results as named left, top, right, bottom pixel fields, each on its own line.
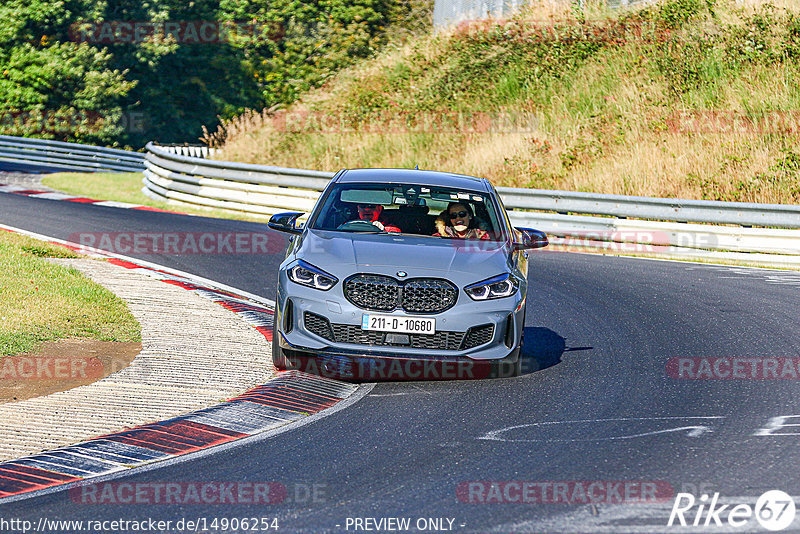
left=372, top=221, right=385, bottom=231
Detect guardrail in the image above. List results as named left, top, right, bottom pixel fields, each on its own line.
left=143, top=142, right=329, bottom=216
left=0, top=135, right=145, bottom=173
left=2, top=137, right=795, bottom=265
left=143, top=143, right=800, bottom=267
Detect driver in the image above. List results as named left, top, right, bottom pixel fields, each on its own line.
left=356, top=203, right=401, bottom=233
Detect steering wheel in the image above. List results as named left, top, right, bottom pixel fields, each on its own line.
left=336, top=220, right=384, bottom=232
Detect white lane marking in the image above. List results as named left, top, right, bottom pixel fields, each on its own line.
left=0, top=184, right=30, bottom=192
left=478, top=417, right=724, bottom=442
left=754, top=415, right=800, bottom=436
left=92, top=200, right=142, bottom=208
left=714, top=266, right=800, bottom=285
left=25, top=192, right=78, bottom=200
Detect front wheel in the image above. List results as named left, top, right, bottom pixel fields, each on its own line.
left=272, top=321, right=288, bottom=371
left=497, top=344, right=522, bottom=378
left=494, top=310, right=525, bottom=378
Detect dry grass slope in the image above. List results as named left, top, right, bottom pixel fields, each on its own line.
left=209, top=0, right=800, bottom=204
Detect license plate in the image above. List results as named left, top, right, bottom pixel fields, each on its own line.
left=361, top=314, right=435, bottom=334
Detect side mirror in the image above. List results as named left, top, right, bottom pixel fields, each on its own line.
left=268, top=212, right=305, bottom=235
left=513, top=227, right=548, bottom=250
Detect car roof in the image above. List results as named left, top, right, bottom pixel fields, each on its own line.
left=336, top=168, right=490, bottom=192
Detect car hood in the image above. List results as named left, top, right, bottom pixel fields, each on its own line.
left=294, top=229, right=512, bottom=278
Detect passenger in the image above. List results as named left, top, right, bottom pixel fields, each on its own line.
left=355, top=203, right=401, bottom=233
left=434, top=202, right=489, bottom=240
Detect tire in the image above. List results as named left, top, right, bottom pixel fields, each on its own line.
left=495, top=309, right=525, bottom=378
left=516, top=308, right=527, bottom=376
left=507, top=344, right=523, bottom=377
left=272, top=320, right=288, bottom=371
left=511, top=335, right=523, bottom=377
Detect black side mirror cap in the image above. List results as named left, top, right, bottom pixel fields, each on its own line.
left=268, top=212, right=305, bottom=235
left=513, top=227, right=548, bottom=250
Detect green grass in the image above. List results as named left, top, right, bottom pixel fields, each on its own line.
left=43, top=172, right=152, bottom=206
left=41, top=172, right=269, bottom=222
left=0, top=232, right=141, bottom=356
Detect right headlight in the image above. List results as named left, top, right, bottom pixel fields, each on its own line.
left=464, top=273, right=518, bottom=301
left=287, top=260, right=338, bottom=291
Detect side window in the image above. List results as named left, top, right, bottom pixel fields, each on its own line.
left=490, top=187, right=512, bottom=240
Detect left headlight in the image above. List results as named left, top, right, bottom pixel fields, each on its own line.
left=287, top=260, right=338, bottom=291
left=465, top=273, right=518, bottom=301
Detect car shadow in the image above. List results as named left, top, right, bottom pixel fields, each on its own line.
left=519, top=327, right=570, bottom=376
left=284, top=327, right=577, bottom=382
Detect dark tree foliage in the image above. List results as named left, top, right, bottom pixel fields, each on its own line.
left=0, top=0, right=430, bottom=148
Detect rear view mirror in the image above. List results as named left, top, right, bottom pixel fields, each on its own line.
left=340, top=189, right=394, bottom=205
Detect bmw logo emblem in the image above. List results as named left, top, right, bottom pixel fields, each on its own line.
left=397, top=271, right=407, bottom=278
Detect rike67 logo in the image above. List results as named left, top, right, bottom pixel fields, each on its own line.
left=668, top=490, right=796, bottom=531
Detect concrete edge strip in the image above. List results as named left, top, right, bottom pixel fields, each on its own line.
left=0, top=226, right=361, bottom=501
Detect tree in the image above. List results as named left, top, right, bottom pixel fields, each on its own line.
left=0, top=0, right=134, bottom=145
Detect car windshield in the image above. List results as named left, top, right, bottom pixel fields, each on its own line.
left=310, top=182, right=505, bottom=240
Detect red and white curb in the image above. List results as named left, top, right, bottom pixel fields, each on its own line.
left=0, top=224, right=364, bottom=501
left=0, top=183, right=183, bottom=214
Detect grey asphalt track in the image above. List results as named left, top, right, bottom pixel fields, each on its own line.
left=1, top=191, right=799, bottom=533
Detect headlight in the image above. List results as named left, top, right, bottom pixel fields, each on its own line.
left=287, top=260, right=337, bottom=291
left=465, top=273, right=518, bottom=301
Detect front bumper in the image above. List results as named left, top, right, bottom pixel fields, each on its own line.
left=275, top=271, right=524, bottom=364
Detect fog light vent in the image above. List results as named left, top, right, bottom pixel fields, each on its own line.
left=284, top=299, right=294, bottom=334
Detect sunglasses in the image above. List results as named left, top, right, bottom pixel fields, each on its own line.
left=448, top=210, right=469, bottom=219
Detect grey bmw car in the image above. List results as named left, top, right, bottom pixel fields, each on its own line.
left=268, top=168, right=547, bottom=380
